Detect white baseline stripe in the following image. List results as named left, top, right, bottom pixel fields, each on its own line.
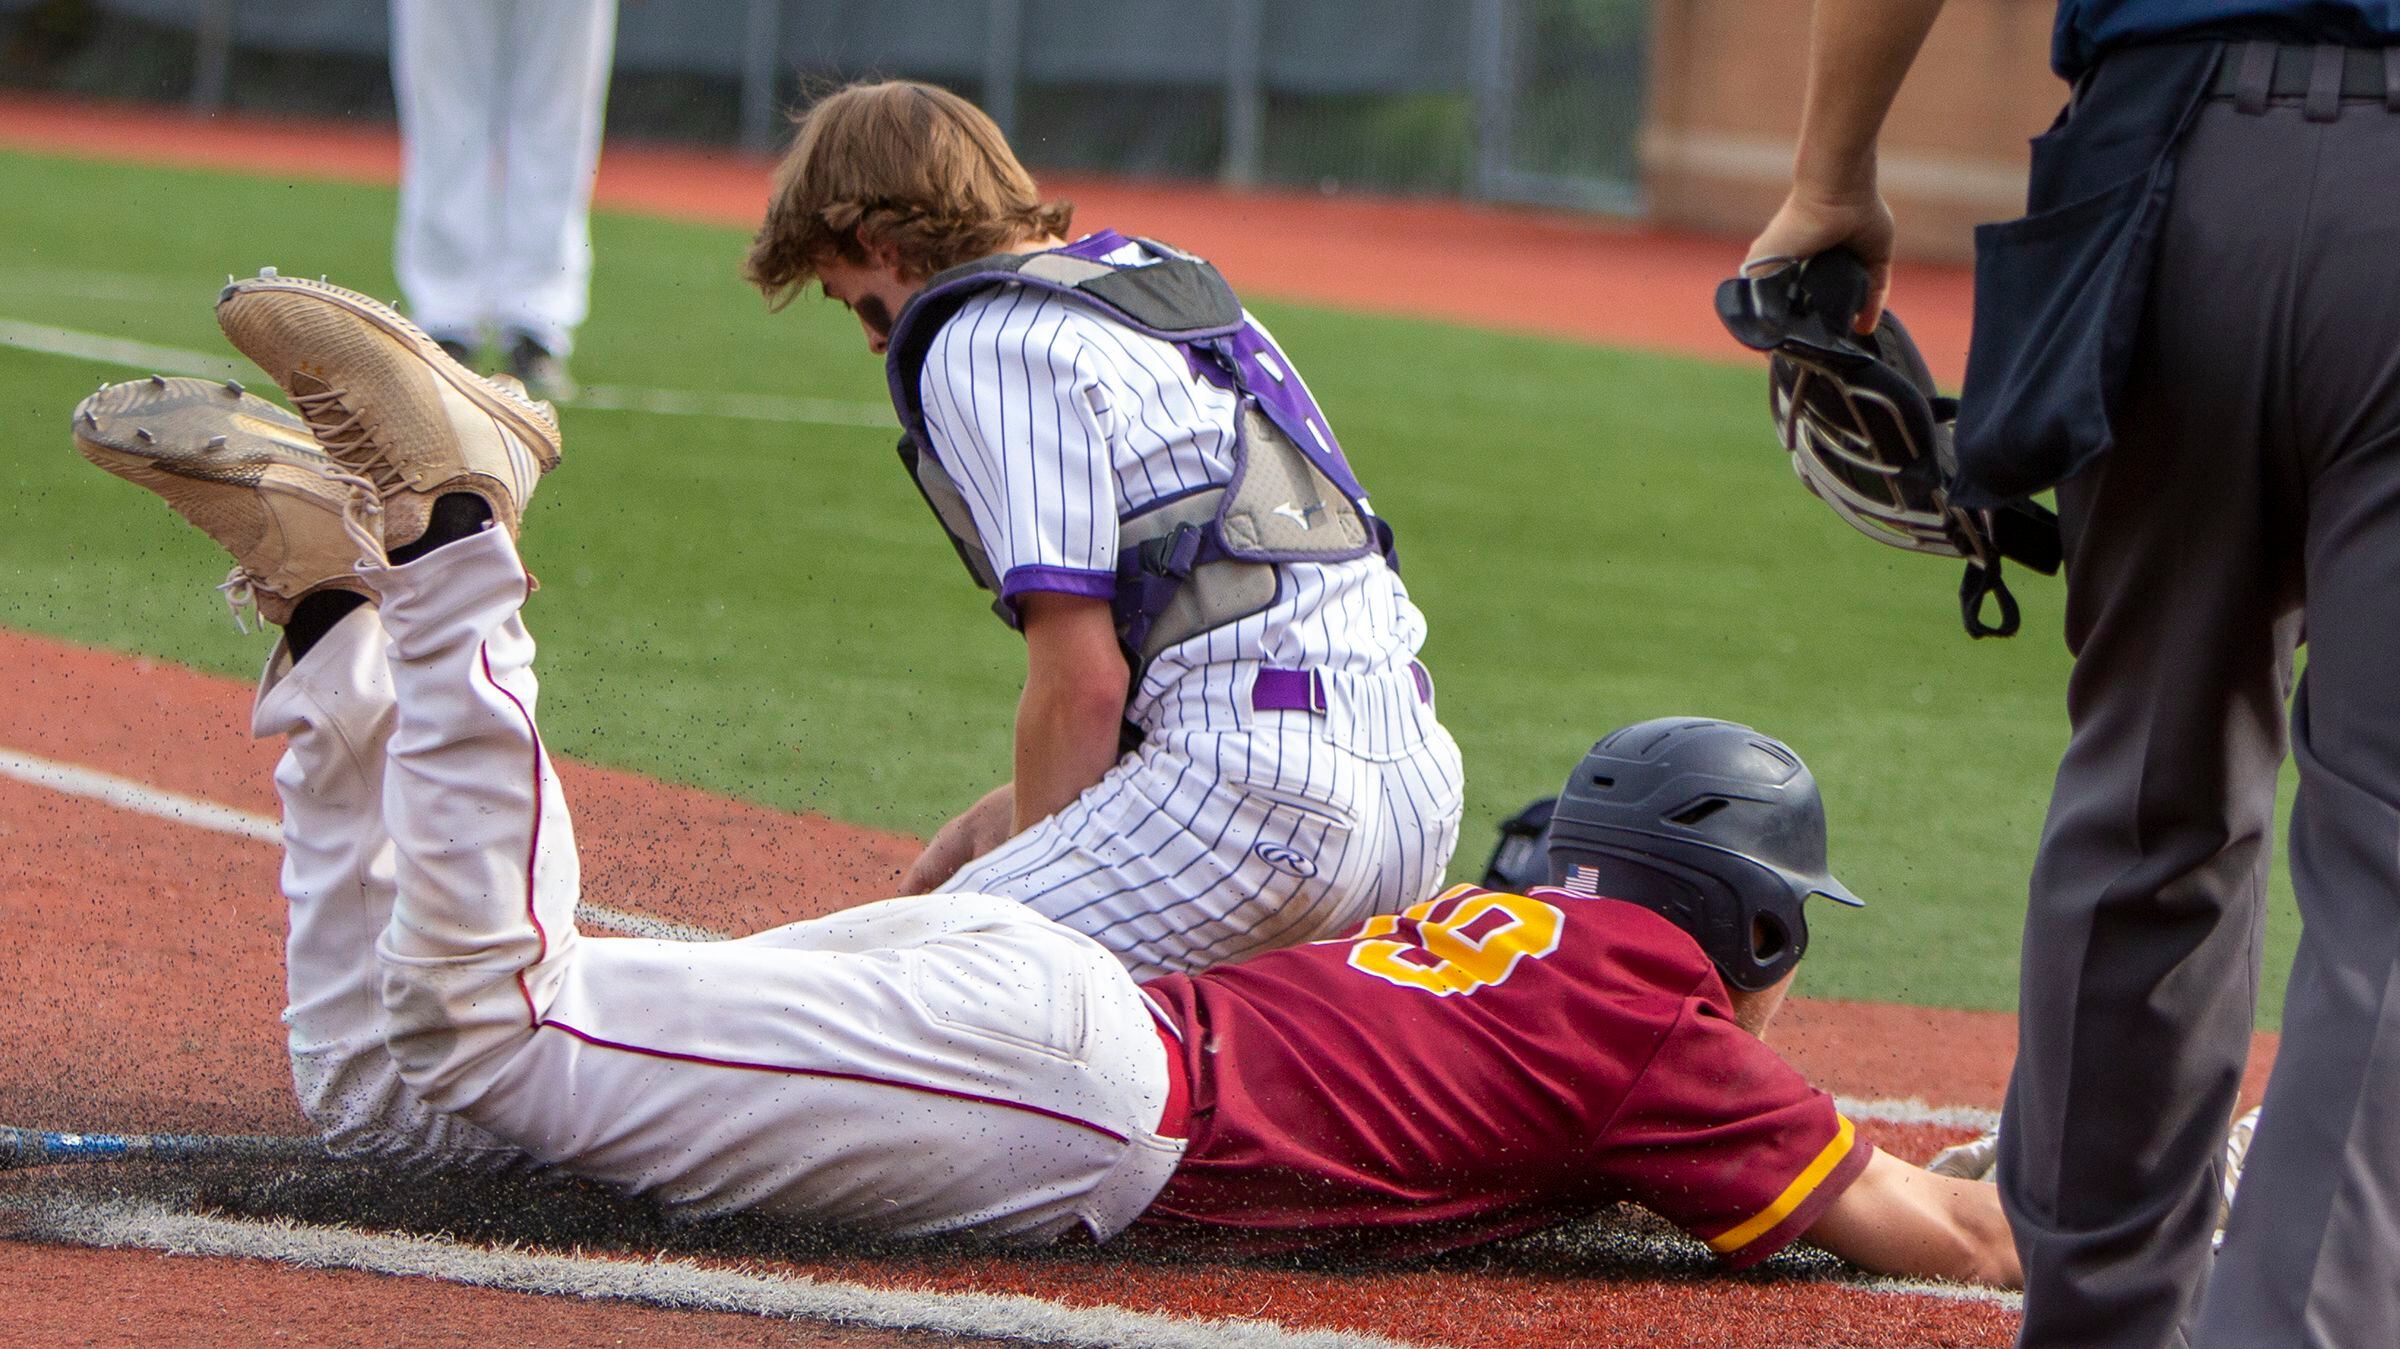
left=17, top=1196, right=1420, bottom=1349
left=1849, top=1274, right=2022, bottom=1313
left=573, top=382, right=892, bottom=429
left=0, top=746, right=722, bottom=944
left=1835, top=1097, right=2002, bottom=1132
left=0, top=316, right=891, bottom=430
left=0, top=317, right=247, bottom=381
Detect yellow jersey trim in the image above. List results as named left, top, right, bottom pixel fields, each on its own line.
left=1708, top=1114, right=1857, bottom=1254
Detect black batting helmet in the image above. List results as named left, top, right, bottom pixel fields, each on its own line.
left=1544, top=717, right=1862, bottom=992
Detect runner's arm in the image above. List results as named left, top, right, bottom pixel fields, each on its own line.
left=1803, top=1146, right=2023, bottom=1287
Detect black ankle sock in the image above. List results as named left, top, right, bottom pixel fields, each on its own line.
left=284, top=590, right=370, bottom=662
left=388, top=493, right=495, bottom=566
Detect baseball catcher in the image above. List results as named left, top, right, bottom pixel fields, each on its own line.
left=74, top=281, right=2024, bottom=1285
left=742, top=81, right=1463, bottom=980
left=1715, top=249, right=2060, bottom=637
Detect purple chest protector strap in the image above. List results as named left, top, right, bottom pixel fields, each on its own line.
left=883, top=233, right=1400, bottom=669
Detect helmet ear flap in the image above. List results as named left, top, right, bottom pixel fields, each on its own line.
left=1750, top=911, right=1797, bottom=969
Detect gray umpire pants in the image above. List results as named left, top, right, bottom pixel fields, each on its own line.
left=1998, top=56, right=2400, bottom=1349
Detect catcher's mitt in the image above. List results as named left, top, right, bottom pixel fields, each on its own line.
left=1479, top=796, right=1557, bottom=894
left=1715, top=249, right=2061, bottom=638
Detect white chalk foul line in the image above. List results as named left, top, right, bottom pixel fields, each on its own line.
left=0, top=316, right=891, bottom=429
left=0, top=746, right=722, bottom=944
left=12, top=1195, right=1418, bottom=1349
left=1835, top=1097, right=2001, bottom=1133
left=0, top=317, right=247, bottom=381
left=573, top=382, right=892, bottom=429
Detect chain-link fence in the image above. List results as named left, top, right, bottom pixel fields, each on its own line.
left=0, top=0, right=1648, bottom=211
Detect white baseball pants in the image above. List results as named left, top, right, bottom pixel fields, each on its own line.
left=941, top=672, right=1465, bottom=981
left=391, top=0, right=616, bottom=355
left=258, top=527, right=1181, bottom=1240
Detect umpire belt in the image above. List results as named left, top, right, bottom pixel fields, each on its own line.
left=2207, top=43, right=2400, bottom=116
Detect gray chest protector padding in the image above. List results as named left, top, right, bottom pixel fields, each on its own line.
left=887, top=239, right=1388, bottom=679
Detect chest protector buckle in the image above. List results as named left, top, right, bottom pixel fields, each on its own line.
left=884, top=235, right=1400, bottom=677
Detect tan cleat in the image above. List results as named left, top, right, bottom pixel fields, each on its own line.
left=214, top=269, right=561, bottom=553
left=73, top=375, right=373, bottom=631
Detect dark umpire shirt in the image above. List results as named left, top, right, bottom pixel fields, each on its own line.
left=2056, top=0, right=2400, bottom=77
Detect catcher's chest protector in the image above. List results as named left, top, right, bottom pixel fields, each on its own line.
left=884, top=233, right=1399, bottom=675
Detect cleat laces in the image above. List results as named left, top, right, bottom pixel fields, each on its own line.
left=215, top=567, right=262, bottom=635
left=290, top=387, right=404, bottom=490
left=317, top=462, right=390, bottom=567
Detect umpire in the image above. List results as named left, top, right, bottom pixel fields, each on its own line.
left=1746, top=4, right=2400, bottom=1345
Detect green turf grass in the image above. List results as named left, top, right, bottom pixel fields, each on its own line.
left=0, top=148, right=2303, bottom=1020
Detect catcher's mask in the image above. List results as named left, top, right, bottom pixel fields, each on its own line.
left=1544, top=717, right=1862, bottom=993
left=1716, top=249, right=2060, bottom=638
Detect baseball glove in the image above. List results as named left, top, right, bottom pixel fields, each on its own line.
left=1479, top=796, right=1557, bottom=894
left=1715, top=249, right=2061, bottom=638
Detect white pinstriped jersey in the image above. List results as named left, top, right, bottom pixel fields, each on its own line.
left=916, top=241, right=1432, bottom=736
left=919, top=235, right=1464, bottom=977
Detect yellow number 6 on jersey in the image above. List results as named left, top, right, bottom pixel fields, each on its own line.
left=1346, top=885, right=1565, bottom=996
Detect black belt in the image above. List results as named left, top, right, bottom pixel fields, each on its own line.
left=2208, top=43, right=2400, bottom=115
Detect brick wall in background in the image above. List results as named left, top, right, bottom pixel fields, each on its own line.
left=1643, top=0, right=2067, bottom=261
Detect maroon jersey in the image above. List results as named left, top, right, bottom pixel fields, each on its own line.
left=1135, top=885, right=1869, bottom=1268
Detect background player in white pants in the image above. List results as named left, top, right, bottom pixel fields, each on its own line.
left=391, top=0, right=616, bottom=397
left=746, top=83, right=1465, bottom=978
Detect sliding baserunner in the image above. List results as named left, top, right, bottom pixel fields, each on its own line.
left=77, top=279, right=2016, bottom=1282
left=745, top=82, right=1463, bottom=978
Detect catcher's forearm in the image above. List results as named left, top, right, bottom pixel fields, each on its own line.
left=1791, top=0, right=1949, bottom=197
left=1012, top=594, right=1131, bottom=833
left=1013, top=677, right=1125, bottom=833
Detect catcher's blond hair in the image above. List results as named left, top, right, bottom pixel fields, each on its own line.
left=744, top=80, right=1074, bottom=308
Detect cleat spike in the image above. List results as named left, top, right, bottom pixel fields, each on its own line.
left=224, top=379, right=244, bottom=395
left=80, top=410, right=98, bottom=428
left=135, top=427, right=155, bottom=443
left=205, top=435, right=228, bottom=449
left=259, top=266, right=279, bottom=279
left=150, top=373, right=167, bottom=387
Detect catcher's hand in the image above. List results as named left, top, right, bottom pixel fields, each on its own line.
left=902, top=783, right=1015, bottom=893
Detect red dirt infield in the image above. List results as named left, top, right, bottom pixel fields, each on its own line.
left=0, top=92, right=2267, bottom=1346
